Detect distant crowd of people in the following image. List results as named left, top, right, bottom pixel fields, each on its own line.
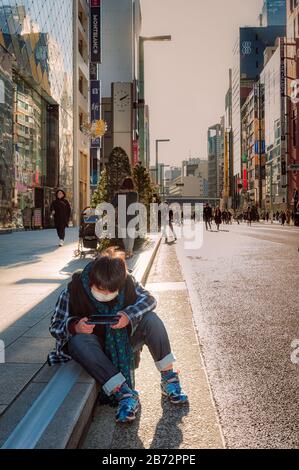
left=203, top=203, right=297, bottom=231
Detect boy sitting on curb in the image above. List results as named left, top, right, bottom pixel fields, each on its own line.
left=48, top=247, right=188, bottom=423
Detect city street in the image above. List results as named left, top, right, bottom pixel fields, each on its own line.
left=175, top=222, right=299, bottom=448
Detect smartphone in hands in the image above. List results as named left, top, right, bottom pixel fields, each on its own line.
left=85, top=315, right=121, bottom=325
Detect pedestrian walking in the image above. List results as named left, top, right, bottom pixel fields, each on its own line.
left=50, top=189, right=71, bottom=246
left=222, top=210, right=228, bottom=225
left=165, top=208, right=177, bottom=242
left=247, top=207, right=252, bottom=227
left=214, top=207, right=222, bottom=231
left=203, top=203, right=212, bottom=231
left=48, top=248, right=188, bottom=424
left=281, top=211, right=286, bottom=226
left=112, top=177, right=138, bottom=259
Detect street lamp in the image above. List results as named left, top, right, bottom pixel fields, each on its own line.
left=138, top=35, right=171, bottom=165
left=156, top=139, right=170, bottom=185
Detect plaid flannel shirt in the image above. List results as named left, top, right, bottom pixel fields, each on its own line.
left=47, top=276, right=157, bottom=366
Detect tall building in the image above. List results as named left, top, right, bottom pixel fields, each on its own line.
left=208, top=122, right=224, bottom=201
left=241, top=82, right=266, bottom=210
left=224, top=69, right=234, bottom=208
left=261, top=0, right=286, bottom=26
left=0, top=0, right=90, bottom=228
left=260, top=39, right=288, bottom=212
left=99, top=0, right=141, bottom=168
left=232, top=25, right=285, bottom=207
left=74, top=0, right=90, bottom=223
left=286, top=0, right=299, bottom=214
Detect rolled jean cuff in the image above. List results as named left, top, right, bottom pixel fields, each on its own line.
left=155, top=352, right=176, bottom=372
left=102, top=372, right=126, bottom=396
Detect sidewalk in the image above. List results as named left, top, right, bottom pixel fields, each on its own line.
left=83, top=241, right=224, bottom=449
left=0, top=228, right=160, bottom=441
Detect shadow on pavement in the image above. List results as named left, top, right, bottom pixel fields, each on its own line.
left=0, top=229, right=77, bottom=268
left=111, top=403, right=145, bottom=449
left=150, top=399, right=190, bottom=449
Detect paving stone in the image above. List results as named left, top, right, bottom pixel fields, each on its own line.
left=0, top=383, right=45, bottom=446
left=32, top=364, right=60, bottom=383
left=0, top=363, right=43, bottom=406
left=22, top=317, right=52, bottom=338
left=5, top=337, right=54, bottom=363
left=0, top=326, right=30, bottom=347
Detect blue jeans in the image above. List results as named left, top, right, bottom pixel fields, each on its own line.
left=67, top=311, right=176, bottom=396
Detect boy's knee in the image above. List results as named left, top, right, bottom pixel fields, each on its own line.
left=68, top=333, right=96, bottom=351
left=140, top=311, right=163, bottom=332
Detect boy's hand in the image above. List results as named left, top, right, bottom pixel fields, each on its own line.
left=75, top=317, right=95, bottom=334
left=111, top=312, right=129, bottom=329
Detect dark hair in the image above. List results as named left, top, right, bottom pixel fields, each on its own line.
left=89, top=247, right=127, bottom=292
left=56, top=189, right=66, bottom=198
left=120, top=176, right=135, bottom=191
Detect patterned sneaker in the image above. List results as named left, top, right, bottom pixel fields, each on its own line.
left=114, top=383, right=140, bottom=423
left=161, top=371, right=188, bottom=405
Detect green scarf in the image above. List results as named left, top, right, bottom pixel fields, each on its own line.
left=81, top=263, right=135, bottom=397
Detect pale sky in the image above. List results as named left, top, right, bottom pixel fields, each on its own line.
left=140, top=0, right=264, bottom=167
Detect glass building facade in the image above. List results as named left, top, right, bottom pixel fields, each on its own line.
left=262, top=0, right=286, bottom=27
left=232, top=25, right=285, bottom=183
left=0, top=0, right=73, bottom=228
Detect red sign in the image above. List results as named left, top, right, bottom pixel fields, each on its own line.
left=243, top=168, right=247, bottom=191
left=91, top=0, right=100, bottom=6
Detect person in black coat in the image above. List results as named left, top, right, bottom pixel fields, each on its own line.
left=203, top=203, right=212, bottom=230
left=214, top=207, right=222, bottom=231
left=112, top=177, right=138, bottom=259
left=50, top=189, right=71, bottom=246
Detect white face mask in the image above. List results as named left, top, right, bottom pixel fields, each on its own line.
left=91, top=288, right=119, bottom=302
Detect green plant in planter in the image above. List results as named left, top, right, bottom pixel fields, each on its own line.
left=107, top=147, right=132, bottom=201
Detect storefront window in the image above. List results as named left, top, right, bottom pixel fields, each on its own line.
left=0, top=47, right=14, bottom=228
left=0, top=0, right=73, bottom=228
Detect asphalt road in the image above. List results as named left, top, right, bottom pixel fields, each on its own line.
left=175, top=221, right=299, bottom=448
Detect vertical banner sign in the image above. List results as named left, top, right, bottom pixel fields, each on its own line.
left=90, top=0, right=101, bottom=63
left=280, top=40, right=287, bottom=186
left=90, top=80, right=101, bottom=148
left=224, top=132, right=229, bottom=198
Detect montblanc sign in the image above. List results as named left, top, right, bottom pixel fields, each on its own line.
left=90, top=0, right=101, bottom=63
